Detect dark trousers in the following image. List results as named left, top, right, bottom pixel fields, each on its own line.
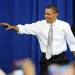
left=40, top=52, right=69, bottom=75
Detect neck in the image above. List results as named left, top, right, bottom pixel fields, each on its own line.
left=50, top=18, right=56, bottom=24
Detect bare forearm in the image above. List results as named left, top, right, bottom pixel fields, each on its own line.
left=10, top=25, right=19, bottom=32
left=72, top=51, right=75, bottom=57
left=0, top=23, right=19, bottom=32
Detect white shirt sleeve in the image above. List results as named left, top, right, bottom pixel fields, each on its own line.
left=65, top=23, right=75, bottom=51
left=17, top=22, right=39, bottom=35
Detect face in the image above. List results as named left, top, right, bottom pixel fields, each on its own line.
left=44, top=8, right=58, bottom=23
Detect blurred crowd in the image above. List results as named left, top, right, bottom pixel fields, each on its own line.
left=0, top=59, right=75, bottom=75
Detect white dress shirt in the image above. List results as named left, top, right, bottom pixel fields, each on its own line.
left=17, top=19, right=75, bottom=55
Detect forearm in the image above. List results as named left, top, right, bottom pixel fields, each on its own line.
left=9, top=25, right=19, bottom=32
left=72, top=51, right=75, bottom=57
left=0, top=22, right=19, bottom=32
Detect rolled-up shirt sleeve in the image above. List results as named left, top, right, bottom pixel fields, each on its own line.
left=65, top=23, right=75, bottom=51
left=17, top=22, right=39, bottom=35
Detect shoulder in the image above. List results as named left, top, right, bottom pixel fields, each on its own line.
left=32, top=20, right=46, bottom=27
left=57, top=19, right=71, bottom=28
left=35, top=20, right=46, bottom=24
left=57, top=19, right=69, bottom=25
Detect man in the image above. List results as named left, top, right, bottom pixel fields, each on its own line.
left=0, top=4, right=75, bottom=75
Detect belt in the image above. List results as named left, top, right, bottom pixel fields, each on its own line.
left=41, top=52, right=65, bottom=58
left=40, top=51, right=68, bottom=65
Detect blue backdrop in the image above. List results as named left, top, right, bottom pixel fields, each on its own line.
left=0, top=0, right=73, bottom=74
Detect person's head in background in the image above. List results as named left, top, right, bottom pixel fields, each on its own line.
left=22, top=59, right=36, bottom=75
left=62, top=62, right=75, bottom=75
left=48, top=62, right=75, bottom=75
left=12, top=59, right=36, bottom=75
left=44, top=4, right=58, bottom=24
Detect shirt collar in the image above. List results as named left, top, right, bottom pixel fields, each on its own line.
left=46, top=18, right=58, bottom=26
left=52, top=18, right=58, bottom=25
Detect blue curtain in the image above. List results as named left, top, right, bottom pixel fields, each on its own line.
left=0, top=0, right=73, bottom=74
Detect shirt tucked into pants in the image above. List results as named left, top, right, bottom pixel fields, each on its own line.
left=40, top=52, right=69, bottom=75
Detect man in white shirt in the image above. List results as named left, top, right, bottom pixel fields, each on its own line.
left=0, top=4, right=75, bottom=75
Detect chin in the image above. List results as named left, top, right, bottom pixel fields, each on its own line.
left=46, top=20, right=51, bottom=23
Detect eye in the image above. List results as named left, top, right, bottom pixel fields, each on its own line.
left=45, top=13, right=50, bottom=15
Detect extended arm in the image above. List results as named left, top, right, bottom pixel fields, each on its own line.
left=0, top=23, right=19, bottom=32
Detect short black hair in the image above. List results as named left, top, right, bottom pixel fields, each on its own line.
left=45, top=4, right=58, bottom=13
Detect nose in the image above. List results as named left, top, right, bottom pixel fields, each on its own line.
left=45, top=14, right=48, bottom=18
